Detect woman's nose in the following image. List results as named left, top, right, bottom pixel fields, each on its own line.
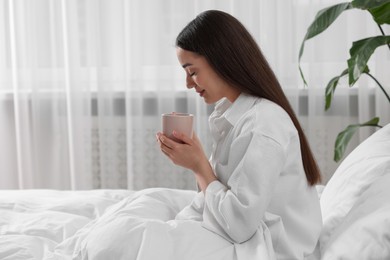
left=186, top=75, right=195, bottom=89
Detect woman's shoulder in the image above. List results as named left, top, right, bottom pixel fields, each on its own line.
left=255, top=98, right=291, bottom=122
left=236, top=97, right=298, bottom=145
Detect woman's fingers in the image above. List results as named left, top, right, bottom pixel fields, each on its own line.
left=160, top=146, right=171, bottom=157
left=172, top=131, right=193, bottom=145
left=157, top=133, right=178, bottom=151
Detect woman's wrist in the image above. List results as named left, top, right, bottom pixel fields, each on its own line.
left=193, top=158, right=218, bottom=192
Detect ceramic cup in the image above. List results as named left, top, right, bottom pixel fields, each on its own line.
left=162, top=112, right=194, bottom=143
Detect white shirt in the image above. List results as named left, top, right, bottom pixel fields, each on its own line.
left=176, top=94, right=322, bottom=259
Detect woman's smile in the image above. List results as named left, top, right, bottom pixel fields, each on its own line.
left=196, top=88, right=205, bottom=97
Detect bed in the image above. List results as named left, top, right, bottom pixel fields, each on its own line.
left=1, top=123, right=389, bottom=260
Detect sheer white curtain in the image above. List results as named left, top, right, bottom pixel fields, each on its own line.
left=0, top=0, right=388, bottom=189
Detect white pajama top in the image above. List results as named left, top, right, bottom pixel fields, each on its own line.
left=176, top=93, right=322, bottom=259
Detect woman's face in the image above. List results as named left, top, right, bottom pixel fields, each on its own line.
left=176, top=47, right=240, bottom=104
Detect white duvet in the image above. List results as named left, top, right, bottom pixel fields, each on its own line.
left=0, top=188, right=269, bottom=260
left=2, top=185, right=389, bottom=260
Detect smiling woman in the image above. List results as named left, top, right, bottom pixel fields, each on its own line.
left=154, top=10, right=322, bottom=259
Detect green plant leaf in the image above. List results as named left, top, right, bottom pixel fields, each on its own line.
left=370, top=2, right=390, bottom=24
left=325, top=69, right=348, bottom=110
left=352, top=0, right=390, bottom=10
left=334, top=117, right=381, bottom=162
left=347, top=35, right=390, bottom=85
left=298, top=2, right=353, bottom=86
left=325, top=67, right=371, bottom=110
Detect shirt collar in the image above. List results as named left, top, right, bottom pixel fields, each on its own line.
left=209, top=93, right=259, bottom=136
left=224, top=93, right=258, bottom=126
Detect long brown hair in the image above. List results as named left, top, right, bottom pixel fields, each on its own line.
left=176, top=10, right=321, bottom=185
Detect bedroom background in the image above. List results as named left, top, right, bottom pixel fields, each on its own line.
left=0, top=0, right=389, bottom=190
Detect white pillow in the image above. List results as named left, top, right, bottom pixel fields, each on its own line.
left=319, top=123, right=390, bottom=254
left=321, top=171, right=390, bottom=260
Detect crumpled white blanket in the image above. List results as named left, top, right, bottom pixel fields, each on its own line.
left=0, top=188, right=274, bottom=260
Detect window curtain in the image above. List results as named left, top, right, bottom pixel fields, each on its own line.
left=0, top=0, right=389, bottom=189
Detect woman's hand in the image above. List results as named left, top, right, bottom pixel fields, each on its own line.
left=156, top=131, right=207, bottom=172
left=156, top=131, right=217, bottom=191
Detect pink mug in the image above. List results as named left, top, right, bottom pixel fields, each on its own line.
left=162, top=113, right=194, bottom=143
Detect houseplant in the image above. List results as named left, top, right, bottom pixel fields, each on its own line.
left=299, top=0, right=390, bottom=162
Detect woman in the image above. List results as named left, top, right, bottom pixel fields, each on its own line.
left=157, top=10, right=322, bottom=259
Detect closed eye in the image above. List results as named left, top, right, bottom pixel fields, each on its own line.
left=189, top=72, right=196, bottom=77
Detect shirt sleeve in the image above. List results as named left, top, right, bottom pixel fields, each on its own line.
left=202, top=131, right=286, bottom=243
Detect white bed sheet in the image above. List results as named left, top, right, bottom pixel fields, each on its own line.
left=0, top=188, right=273, bottom=260
left=0, top=189, right=135, bottom=259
